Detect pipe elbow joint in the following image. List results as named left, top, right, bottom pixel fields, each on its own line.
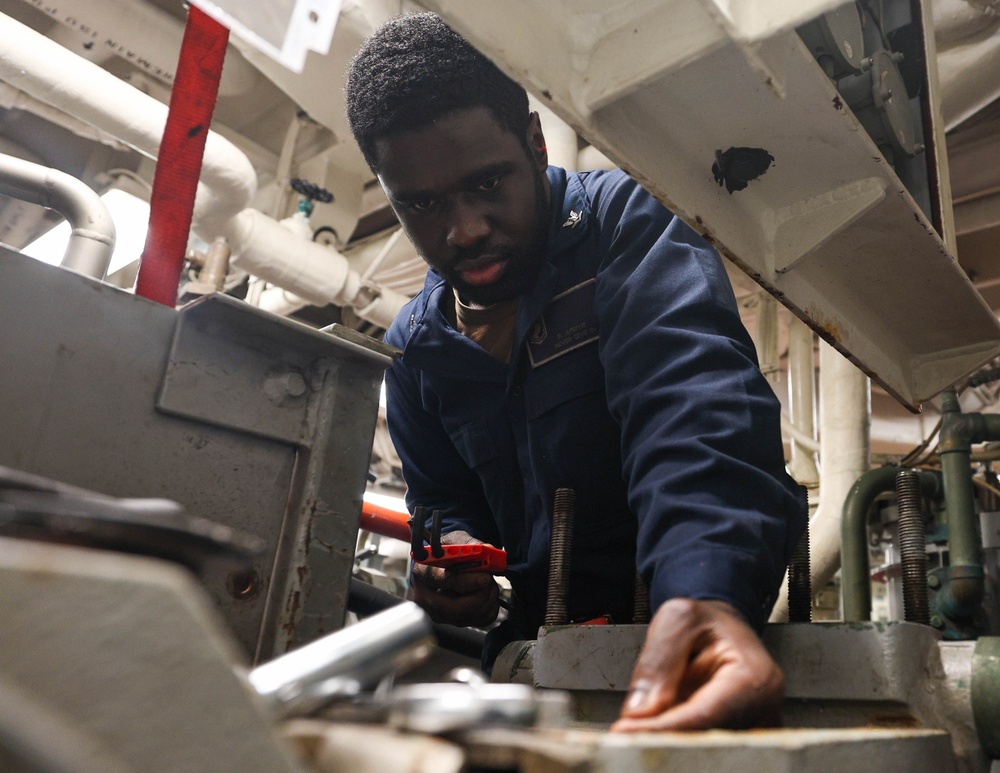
left=940, top=414, right=985, bottom=453
left=943, top=565, right=985, bottom=619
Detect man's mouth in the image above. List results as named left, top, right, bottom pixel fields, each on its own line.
left=456, top=255, right=507, bottom=286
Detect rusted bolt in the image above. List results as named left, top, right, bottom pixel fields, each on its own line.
left=545, top=488, right=575, bottom=627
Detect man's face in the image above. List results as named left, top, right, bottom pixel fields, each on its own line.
left=374, top=106, right=550, bottom=306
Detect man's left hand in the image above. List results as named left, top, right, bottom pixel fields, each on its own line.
left=611, top=598, right=783, bottom=732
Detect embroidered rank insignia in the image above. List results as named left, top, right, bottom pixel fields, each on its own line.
left=562, top=210, right=582, bottom=228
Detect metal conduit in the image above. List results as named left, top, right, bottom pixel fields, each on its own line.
left=0, top=152, right=115, bottom=279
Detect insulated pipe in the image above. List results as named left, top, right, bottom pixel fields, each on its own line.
left=0, top=84, right=126, bottom=151
left=787, top=319, right=819, bottom=486
left=223, top=208, right=409, bottom=329
left=771, top=341, right=870, bottom=622
left=756, top=293, right=781, bottom=390
left=0, top=12, right=256, bottom=227
left=0, top=152, right=115, bottom=278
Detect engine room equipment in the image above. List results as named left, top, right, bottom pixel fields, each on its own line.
left=0, top=536, right=302, bottom=773
left=0, top=247, right=394, bottom=661
left=493, top=621, right=997, bottom=772
left=0, top=465, right=263, bottom=574
left=842, top=388, right=1000, bottom=638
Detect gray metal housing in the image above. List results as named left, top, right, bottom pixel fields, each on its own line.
left=0, top=249, right=393, bottom=660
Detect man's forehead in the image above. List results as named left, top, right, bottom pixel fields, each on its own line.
left=374, top=106, right=524, bottom=191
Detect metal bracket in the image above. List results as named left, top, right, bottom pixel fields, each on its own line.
left=158, top=294, right=392, bottom=446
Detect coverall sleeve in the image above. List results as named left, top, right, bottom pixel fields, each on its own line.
left=383, top=323, right=503, bottom=547
left=590, top=175, right=806, bottom=630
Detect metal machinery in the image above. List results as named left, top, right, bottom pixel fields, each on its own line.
left=1, top=0, right=1000, bottom=771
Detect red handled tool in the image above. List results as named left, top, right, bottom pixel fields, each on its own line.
left=409, top=506, right=507, bottom=574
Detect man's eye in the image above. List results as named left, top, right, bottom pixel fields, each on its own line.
left=409, top=198, right=437, bottom=213
left=477, top=176, right=502, bottom=192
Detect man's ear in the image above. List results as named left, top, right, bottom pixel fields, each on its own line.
left=526, top=112, right=548, bottom=171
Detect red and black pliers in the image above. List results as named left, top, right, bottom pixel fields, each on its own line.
left=408, top=506, right=507, bottom=574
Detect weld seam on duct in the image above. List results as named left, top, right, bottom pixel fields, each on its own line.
left=136, top=6, right=228, bottom=306
left=0, top=152, right=115, bottom=279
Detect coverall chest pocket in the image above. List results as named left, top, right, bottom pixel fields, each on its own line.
left=448, top=418, right=498, bottom=469
left=523, top=344, right=605, bottom=420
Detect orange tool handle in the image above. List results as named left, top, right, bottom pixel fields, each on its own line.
left=412, top=543, right=507, bottom=574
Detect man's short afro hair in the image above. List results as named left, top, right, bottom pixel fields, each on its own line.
left=346, top=12, right=531, bottom=172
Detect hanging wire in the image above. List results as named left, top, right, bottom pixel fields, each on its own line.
left=915, top=464, right=1000, bottom=499
left=901, top=417, right=942, bottom=467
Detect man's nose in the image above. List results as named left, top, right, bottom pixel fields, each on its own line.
left=445, top=198, right=491, bottom=249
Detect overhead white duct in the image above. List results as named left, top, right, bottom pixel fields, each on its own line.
left=0, top=12, right=408, bottom=328
left=786, top=319, right=820, bottom=487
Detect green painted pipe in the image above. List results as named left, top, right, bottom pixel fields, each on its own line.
left=937, top=390, right=1000, bottom=617
left=841, top=467, right=940, bottom=622
left=973, top=636, right=1000, bottom=759
left=841, top=390, right=1000, bottom=623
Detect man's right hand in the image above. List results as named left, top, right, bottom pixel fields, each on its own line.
left=410, top=530, right=500, bottom=627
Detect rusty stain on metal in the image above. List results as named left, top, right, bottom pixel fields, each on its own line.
left=282, top=590, right=301, bottom=636
left=867, top=713, right=921, bottom=729
left=814, top=318, right=843, bottom=346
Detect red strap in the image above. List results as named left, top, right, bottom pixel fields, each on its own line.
left=135, top=6, right=229, bottom=306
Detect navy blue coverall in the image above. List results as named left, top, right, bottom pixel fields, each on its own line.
left=384, top=166, right=807, bottom=664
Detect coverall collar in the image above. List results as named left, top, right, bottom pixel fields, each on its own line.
left=403, top=166, right=592, bottom=380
